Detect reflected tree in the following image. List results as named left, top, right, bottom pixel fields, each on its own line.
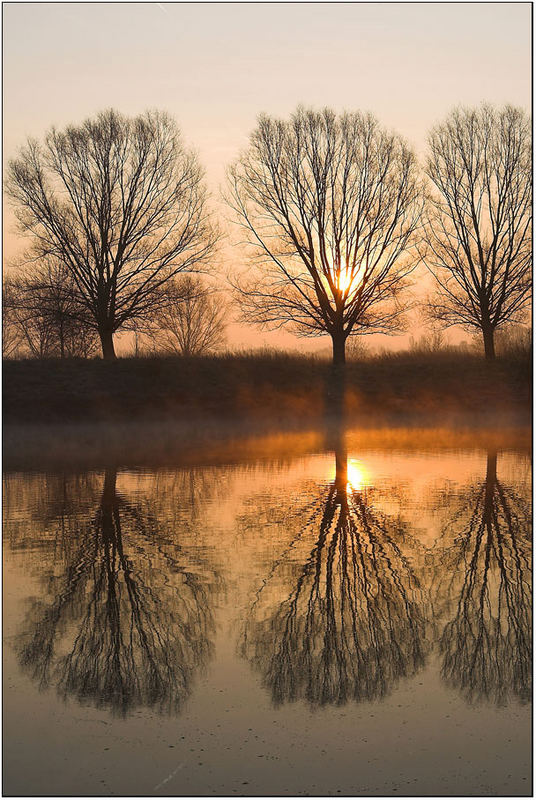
left=16, top=468, right=220, bottom=716
left=241, top=445, right=429, bottom=707
left=438, top=450, right=531, bottom=705
left=3, top=472, right=101, bottom=558
left=152, top=466, right=228, bottom=525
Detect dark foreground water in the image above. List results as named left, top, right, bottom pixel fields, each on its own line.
left=3, top=425, right=532, bottom=796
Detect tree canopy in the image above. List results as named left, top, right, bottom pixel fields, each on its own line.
left=228, top=107, right=423, bottom=365
left=423, top=105, right=532, bottom=359
left=6, top=109, right=218, bottom=358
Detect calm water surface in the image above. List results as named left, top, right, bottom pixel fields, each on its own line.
left=3, top=426, right=532, bottom=796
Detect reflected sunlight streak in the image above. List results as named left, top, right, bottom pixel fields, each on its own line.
left=346, top=458, right=370, bottom=492
left=330, top=457, right=371, bottom=492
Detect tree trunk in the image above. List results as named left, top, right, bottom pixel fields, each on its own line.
left=99, top=327, right=116, bottom=360
left=482, top=326, right=496, bottom=360
left=102, top=467, right=118, bottom=506
left=100, top=468, right=120, bottom=551
left=327, top=331, right=346, bottom=421
left=331, top=333, right=346, bottom=367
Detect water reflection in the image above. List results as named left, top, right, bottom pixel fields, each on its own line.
left=14, top=468, right=219, bottom=716
left=241, top=445, right=430, bottom=708
left=437, top=450, right=531, bottom=706
left=3, top=434, right=531, bottom=720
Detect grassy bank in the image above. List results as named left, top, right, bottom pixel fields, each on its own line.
left=3, top=349, right=531, bottom=427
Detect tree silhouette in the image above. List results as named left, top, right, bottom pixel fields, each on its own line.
left=3, top=258, right=99, bottom=358
left=15, top=468, right=219, bottom=716
left=228, top=107, right=423, bottom=367
left=6, top=109, right=218, bottom=359
left=423, top=105, right=531, bottom=360
left=437, top=450, right=531, bottom=705
left=240, top=447, right=429, bottom=707
left=143, top=275, right=227, bottom=356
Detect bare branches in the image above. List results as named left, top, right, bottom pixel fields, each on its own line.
left=142, top=276, right=227, bottom=356
left=3, top=258, right=99, bottom=358
left=227, top=107, right=423, bottom=364
left=5, top=109, right=219, bottom=358
left=423, top=105, right=532, bottom=359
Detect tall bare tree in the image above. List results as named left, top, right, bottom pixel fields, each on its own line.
left=423, top=105, right=532, bottom=360
left=5, top=109, right=218, bottom=359
left=227, top=107, right=423, bottom=366
left=147, top=276, right=227, bottom=356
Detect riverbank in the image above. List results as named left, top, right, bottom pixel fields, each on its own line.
left=4, top=350, right=531, bottom=470
left=4, top=350, right=530, bottom=426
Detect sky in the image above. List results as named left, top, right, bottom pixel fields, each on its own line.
left=3, top=2, right=532, bottom=353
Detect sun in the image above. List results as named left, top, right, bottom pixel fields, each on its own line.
left=321, top=250, right=365, bottom=296
left=334, top=263, right=364, bottom=294
left=337, top=267, right=353, bottom=292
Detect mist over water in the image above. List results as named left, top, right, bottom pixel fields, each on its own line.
left=3, top=424, right=531, bottom=796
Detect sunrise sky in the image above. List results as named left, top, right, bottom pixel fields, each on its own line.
left=3, top=2, right=531, bottom=352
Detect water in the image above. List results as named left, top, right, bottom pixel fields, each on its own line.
left=3, top=425, right=531, bottom=796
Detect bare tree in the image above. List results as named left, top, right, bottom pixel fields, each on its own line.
left=423, top=105, right=532, bottom=360
left=3, top=258, right=99, bottom=358
left=147, top=276, right=227, bottom=356
left=4, top=276, right=59, bottom=358
left=5, top=109, right=218, bottom=359
left=3, top=281, right=28, bottom=358
left=409, top=325, right=446, bottom=354
left=227, top=107, right=423, bottom=366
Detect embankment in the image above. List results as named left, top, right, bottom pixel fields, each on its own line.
left=4, top=350, right=530, bottom=426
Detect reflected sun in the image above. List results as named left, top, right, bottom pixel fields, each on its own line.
left=346, top=459, right=369, bottom=492
left=329, top=457, right=371, bottom=491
